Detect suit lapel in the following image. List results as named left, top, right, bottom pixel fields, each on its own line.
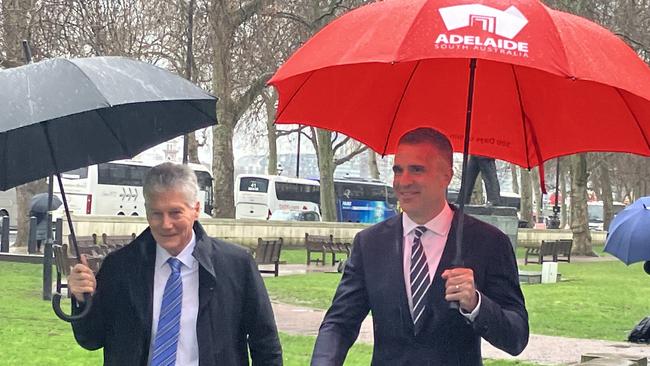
left=386, top=214, right=417, bottom=334
left=127, top=230, right=156, bottom=346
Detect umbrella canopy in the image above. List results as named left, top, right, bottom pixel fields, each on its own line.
left=604, top=197, right=650, bottom=265
left=29, top=192, right=63, bottom=213
left=269, top=0, right=650, bottom=166
left=1, top=55, right=217, bottom=321
left=0, top=56, right=217, bottom=190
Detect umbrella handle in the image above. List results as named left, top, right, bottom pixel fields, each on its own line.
left=52, top=292, right=92, bottom=322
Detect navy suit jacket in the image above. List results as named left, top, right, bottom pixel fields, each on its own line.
left=311, top=208, right=528, bottom=365
left=71, top=222, right=282, bottom=365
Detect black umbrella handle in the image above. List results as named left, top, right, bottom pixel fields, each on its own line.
left=52, top=292, right=92, bottom=322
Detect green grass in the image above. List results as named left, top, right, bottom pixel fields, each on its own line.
left=265, top=260, right=650, bottom=341
left=15, top=259, right=645, bottom=366
left=280, top=248, right=309, bottom=265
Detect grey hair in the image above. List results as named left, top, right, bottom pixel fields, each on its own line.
left=143, top=162, right=198, bottom=206
left=398, top=127, right=453, bottom=168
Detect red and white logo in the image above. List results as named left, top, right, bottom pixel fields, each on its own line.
left=435, top=4, right=529, bottom=57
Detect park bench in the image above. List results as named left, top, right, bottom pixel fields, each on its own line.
left=554, top=239, right=573, bottom=263
left=254, top=237, right=283, bottom=277
left=524, top=239, right=573, bottom=265
left=101, top=233, right=136, bottom=249
left=524, top=240, right=557, bottom=265
left=305, top=233, right=333, bottom=265
left=52, top=243, right=104, bottom=294
left=329, top=240, right=351, bottom=266
left=53, top=233, right=131, bottom=295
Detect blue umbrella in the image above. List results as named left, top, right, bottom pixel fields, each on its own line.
left=604, top=197, right=650, bottom=265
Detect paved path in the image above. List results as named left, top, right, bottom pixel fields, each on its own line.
left=272, top=302, right=650, bottom=365
left=265, top=257, right=649, bottom=365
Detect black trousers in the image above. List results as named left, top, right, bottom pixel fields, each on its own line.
left=463, top=156, right=501, bottom=204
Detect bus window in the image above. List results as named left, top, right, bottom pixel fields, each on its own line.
left=98, top=163, right=149, bottom=186
left=275, top=182, right=320, bottom=204
left=240, top=177, right=269, bottom=193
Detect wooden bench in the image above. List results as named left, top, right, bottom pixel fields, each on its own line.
left=305, top=233, right=332, bottom=266
left=52, top=243, right=104, bottom=295
left=102, top=233, right=136, bottom=249
left=255, top=238, right=283, bottom=277
left=524, top=239, right=573, bottom=265
left=524, top=240, right=556, bottom=265
left=329, top=240, right=351, bottom=266
left=53, top=233, right=126, bottom=295
left=554, top=239, right=573, bottom=263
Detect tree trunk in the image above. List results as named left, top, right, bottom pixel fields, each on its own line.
left=510, top=163, right=519, bottom=194
left=531, top=167, right=542, bottom=223
left=520, top=168, right=533, bottom=228
left=265, top=91, right=278, bottom=176
left=211, top=120, right=235, bottom=218
left=570, top=154, right=593, bottom=256
left=560, top=161, right=568, bottom=229
left=368, top=150, right=380, bottom=180
left=316, top=129, right=337, bottom=222
left=600, top=160, right=614, bottom=231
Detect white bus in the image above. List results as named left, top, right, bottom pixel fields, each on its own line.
left=235, top=174, right=320, bottom=220
left=54, top=160, right=214, bottom=217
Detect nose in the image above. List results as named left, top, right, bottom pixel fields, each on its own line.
left=160, top=214, right=173, bottom=229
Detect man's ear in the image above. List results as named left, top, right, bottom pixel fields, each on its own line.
left=193, top=201, right=201, bottom=217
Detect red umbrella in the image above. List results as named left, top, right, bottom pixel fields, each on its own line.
left=269, top=0, right=650, bottom=268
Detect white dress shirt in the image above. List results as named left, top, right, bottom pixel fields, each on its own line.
left=148, top=231, right=199, bottom=366
left=402, top=203, right=481, bottom=321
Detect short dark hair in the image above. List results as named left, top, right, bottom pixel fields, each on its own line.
left=398, top=127, right=453, bottom=167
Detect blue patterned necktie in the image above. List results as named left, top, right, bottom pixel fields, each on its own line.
left=151, top=257, right=183, bottom=366
left=410, top=226, right=430, bottom=334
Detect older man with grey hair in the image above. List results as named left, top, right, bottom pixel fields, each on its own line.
left=68, top=162, right=282, bottom=366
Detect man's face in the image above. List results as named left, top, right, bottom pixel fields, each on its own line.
left=393, top=142, right=452, bottom=224
left=146, top=189, right=200, bottom=256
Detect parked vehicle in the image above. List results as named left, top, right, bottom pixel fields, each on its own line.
left=235, top=174, right=320, bottom=220
left=53, top=159, right=213, bottom=217
left=588, top=201, right=626, bottom=231
left=269, top=209, right=321, bottom=222
left=234, top=174, right=397, bottom=224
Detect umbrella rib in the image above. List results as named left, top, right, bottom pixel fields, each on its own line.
left=184, top=99, right=219, bottom=128
left=95, top=108, right=132, bottom=156
left=510, top=65, right=533, bottom=169
left=67, top=59, right=113, bottom=108
left=274, top=71, right=316, bottom=123
left=614, top=88, right=650, bottom=152
left=382, top=60, right=421, bottom=155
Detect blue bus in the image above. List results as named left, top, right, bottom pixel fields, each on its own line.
left=333, top=178, right=397, bottom=224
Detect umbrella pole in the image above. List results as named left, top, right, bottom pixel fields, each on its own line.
left=454, top=58, right=477, bottom=266
left=449, top=58, right=477, bottom=309
left=41, top=127, right=92, bottom=322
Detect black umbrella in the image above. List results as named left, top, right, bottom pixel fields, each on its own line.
left=0, top=56, right=217, bottom=321
left=29, top=192, right=63, bottom=213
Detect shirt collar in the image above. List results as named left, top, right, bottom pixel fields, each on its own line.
left=402, top=203, right=453, bottom=238
left=155, top=230, right=197, bottom=270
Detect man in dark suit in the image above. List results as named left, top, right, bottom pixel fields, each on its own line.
left=68, top=162, right=282, bottom=365
left=311, top=128, right=528, bottom=365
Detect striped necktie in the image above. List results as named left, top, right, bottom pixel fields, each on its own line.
left=410, top=226, right=430, bottom=334
left=151, top=257, right=183, bottom=366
